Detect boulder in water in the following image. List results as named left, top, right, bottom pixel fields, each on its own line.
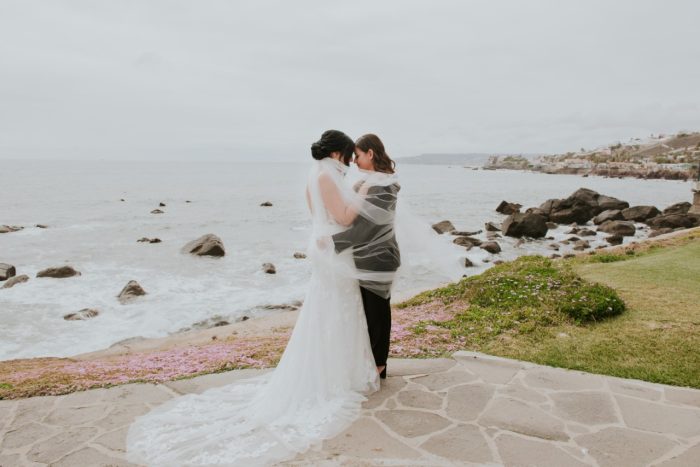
left=262, top=263, right=276, bottom=274
left=496, top=200, right=522, bottom=215
left=182, top=234, right=226, bottom=257
left=480, top=241, right=501, bottom=254
left=37, top=266, right=81, bottom=278
left=151, top=209, right=164, bottom=214
left=431, top=220, right=455, bottom=234
left=118, top=280, right=147, bottom=304
left=293, top=252, right=307, bottom=259
left=598, top=220, right=636, bottom=237
left=2, top=274, right=29, bottom=289
left=484, top=222, right=501, bottom=232
left=0, top=263, right=16, bottom=281
left=501, top=212, right=548, bottom=238
left=260, top=201, right=273, bottom=207
left=64, top=308, right=100, bottom=321
left=0, top=225, right=23, bottom=233
left=662, top=202, right=691, bottom=215
left=593, top=209, right=623, bottom=225
left=622, top=206, right=661, bottom=222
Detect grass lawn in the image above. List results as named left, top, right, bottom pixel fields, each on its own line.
left=396, top=231, right=700, bottom=388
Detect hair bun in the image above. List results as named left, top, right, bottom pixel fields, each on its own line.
left=311, top=141, right=326, bottom=160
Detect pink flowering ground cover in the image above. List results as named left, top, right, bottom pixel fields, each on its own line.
left=0, top=302, right=464, bottom=399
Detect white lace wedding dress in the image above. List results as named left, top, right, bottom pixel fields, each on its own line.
left=125, top=158, right=379, bottom=466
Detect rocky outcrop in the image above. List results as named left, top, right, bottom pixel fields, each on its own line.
left=622, top=206, right=661, bottom=222
left=0, top=263, right=16, bottom=281
left=182, top=234, right=226, bottom=257
left=64, top=308, right=99, bottom=321
left=118, top=280, right=147, bottom=304
left=432, top=220, right=455, bottom=234
left=501, top=213, right=548, bottom=238
left=598, top=220, right=636, bottom=237
left=649, top=228, right=674, bottom=238
left=539, top=189, right=628, bottom=225
left=262, top=263, right=276, bottom=274
left=662, top=202, right=691, bottom=215
left=646, top=213, right=700, bottom=230
left=597, top=195, right=630, bottom=211
left=496, top=201, right=522, bottom=215
left=36, top=266, right=81, bottom=278
left=593, top=209, right=623, bottom=225
left=2, top=274, right=28, bottom=289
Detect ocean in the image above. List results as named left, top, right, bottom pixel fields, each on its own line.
left=0, top=159, right=693, bottom=360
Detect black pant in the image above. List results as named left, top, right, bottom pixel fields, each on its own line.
left=360, top=286, right=391, bottom=367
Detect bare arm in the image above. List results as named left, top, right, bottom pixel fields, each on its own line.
left=318, top=172, right=361, bottom=226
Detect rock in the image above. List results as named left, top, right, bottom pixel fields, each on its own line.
left=260, top=201, right=273, bottom=207
left=137, top=237, right=161, bottom=243
left=150, top=209, right=164, bottom=214
left=622, top=206, right=661, bottom=222
left=566, top=236, right=581, bottom=242
left=550, top=254, right=561, bottom=258
left=182, top=234, right=226, bottom=257
left=35, top=224, right=48, bottom=229
left=117, top=280, right=146, bottom=304
left=451, top=230, right=482, bottom=236
left=502, top=213, right=548, bottom=238
left=486, top=231, right=501, bottom=240
left=563, top=253, right=575, bottom=259
left=432, top=220, right=455, bottom=234
left=63, top=308, right=99, bottom=321
left=549, top=204, right=596, bottom=225
left=496, top=200, right=522, bottom=215
left=565, top=227, right=580, bottom=234
left=578, top=228, right=597, bottom=236
left=159, top=202, right=166, bottom=207
left=598, top=220, right=636, bottom=237
left=0, top=263, right=16, bottom=281
left=480, top=241, right=501, bottom=254
left=485, top=222, right=501, bottom=232
left=186, top=200, right=192, bottom=203
left=2, top=274, right=29, bottom=289
left=538, top=199, right=563, bottom=219
left=663, top=202, right=691, bottom=215
left=493, top=260, right=504, bottom=265
left=525, top=207, right=546, bottom=217
left=0, top=225, right=23, bottom=233
left=545, top=222, right=558, bottom=230
left=262, top=263, right=276, bottom=274
left=573, top=240, right=590, bottom=251
left=548, top=244, right=560, bottom=251
left=293, top=252, right=307, bottom=259
left=453, top=236, right=481, bottom=248
left=463, top=257, right=474, bottom=267
left=606, top=235, right=624, bottom=245
left=646, top=213, right=700, bottom=230
left=649, top=228, right=674, bottom=238
left=120, top=198, right=125, bottom=202
left=597, top=195, right=629, bottom=211
left=36, top=266, right=81, bottom=278
left=593, top=209, right=623, bottom=225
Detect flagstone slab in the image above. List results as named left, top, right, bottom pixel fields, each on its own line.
left=446, top=383, right=496, bottom=422
left=44, top=404, right=109, bottom=426
left=375, top=409, right=451, bottom=438
left=453, top=351, right=523, bottom=384
left=523, top=368, right=605, bottom=392
left=51, top=446, right=140, bottom=467
left=664, top=386, right=700, bottom=408
left=654, top=442, right=700, bottom=467
left=550, top=391, right=619, bottom=425
left=0, top=453, right=21, bottom=466
left=420, top=423, right=493, bottom=464
left=615, top=395, right=700, bottom=438
left=411, top=369, right=478, bottom=391
left=575, top=427, right=676, bottom=467
left=9, top=396, right=55, bottom=428
left=479, top=397, right=569, bottom=441
left=94, top=404, right=150, bottom=431
left=385, top=357, right=456, bottom=376
left=1, top=421, right=58, bottom=449
left=396, top=389, right=443, bottom=410
left=607, top=378, right=663, bottom=401
left=163, top=368, right=268, bottom=395
left=496, top=433, right=592, bottom=467
left=93, top=426, right=129, bottom=452
left=26, top=426, right=97, bottom=464
left=362, top=376, right=407, bottom=410
left=322, top=417, right=421, bottom=459
left=496, top=381, right=548, bottom=404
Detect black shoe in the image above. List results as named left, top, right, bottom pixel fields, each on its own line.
left=379, top=365, right=387, bottom=379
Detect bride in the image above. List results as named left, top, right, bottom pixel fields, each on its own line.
left=126, top=130, right=399, bottom=466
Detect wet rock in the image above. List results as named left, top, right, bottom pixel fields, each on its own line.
left=649, top=228, right=674, bottom=238
left=480, top=241, right=501, bottom=254
left=117, top=280, right=146, bottom=304
left=598, top=220, right=636, bottom=237
left=451, top=230, right=482, bottom=236
left=159, top=202, right=166, bottom=207
left=262, top=263, right=276, bottom=274
left=662, top=202, right=691, bottom=215
left=0, top=225, right=23, bottom=233
left=496, top=200, right=522, bottom=215
left=565, top=227, right=580, bottom=234
left=432, top=220, right=455, bottom=234
left=485, top=222, right=501, bottom=232
left=0, top=263, right=16, bottom=281
left=36, top=266, right=81, bottom=278
left=2, top=274, right=29, bottom=289
left=606, top=235, right=624, bottom=245
left=260, top=201, right=273, bottom=207
left=150, top=209, right=164, bottom=214
left=593, top=209, right=623, bottom=225
left=502, top=213, right=548, bottom=238
left=622, top=206, right=661, bottom=222
left=573, top=240, right=590, bottom=251
left=548, top=244, right=560, bottom=251
left=525, top=207, right=547, bottom=217
left=260, top=301, right=302, bottom=311
left=493, top=260, right=504, bottom=265
left=597, top=195, right=629, bottom=211
left=486, top=231, right=501, bottom=240
left=293, top=252, right=307, bottom=259
left=463, top=257, right=474, bottom=267
left=578, top=228, right=597, bottom=236
left=64, top=308, right=99, bottom=321
left=453, top=236, right=482, bottom=248
left=36, top=224, right=48, bottom=229
left=137, top=237, right=162, bottom=243
left=182, top=234, right=226, bottom=257
left=566, top=236, right=581, bottom=242
left=646, top=213, right=700, bottom=230
left=545, top=222, right=558, bottom=230
left=550, top=253, right=561, bottom=258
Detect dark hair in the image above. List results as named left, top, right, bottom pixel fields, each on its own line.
left=355, top=134, right=395, bottom=174
left=311, top=130, right=355, bottom=165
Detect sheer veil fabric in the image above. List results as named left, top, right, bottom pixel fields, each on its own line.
left=125, top=158, right=463, bottom=466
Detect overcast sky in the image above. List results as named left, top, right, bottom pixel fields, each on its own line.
left=1, top=1, right=699, bottom=161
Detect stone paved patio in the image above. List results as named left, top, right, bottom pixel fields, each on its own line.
left=1, top=351, right=699, bottom=466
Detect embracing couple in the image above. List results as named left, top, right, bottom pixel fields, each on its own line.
left=126, top=130, right=403, bottom=466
